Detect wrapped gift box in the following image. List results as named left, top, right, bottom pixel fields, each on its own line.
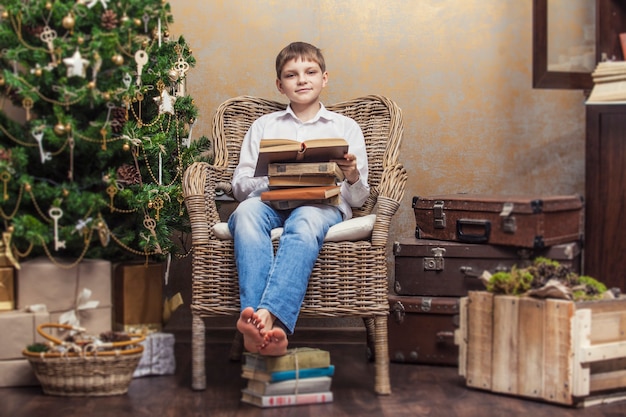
left=17, top=258, right=112, bottom=312
left=0, top=359, right=39, bottom=387
left=133, top=332, right=176, bottom=378
left=114, top=262, right=163, bottom=333
left=0, top=267, right=14, bottom=311
left=0, top=309, right=49, bottom=360
left=16, top=258, right=112, bottom=332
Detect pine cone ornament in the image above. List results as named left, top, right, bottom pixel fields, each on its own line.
left=111, top=107, right=127, bottom=134
left=0, top=148, right=12, bottom=161
left=117, top=163, right=141, bottom=185
left=101, top=10, right=119, bottom=30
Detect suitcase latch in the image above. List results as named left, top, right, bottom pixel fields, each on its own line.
left=500, top=202, right=516, bottom=234
left=433, top=200, right=446, bottom=229
left=420, top=297, right=432, bottom=312
left=392, top=301, right=405, bottom=324
left=424, top=247, right=446, bottom=271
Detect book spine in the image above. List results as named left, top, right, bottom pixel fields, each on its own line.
left=270, top=365, right=335, bottom=382
left=257, top=391, right=333, bottom=407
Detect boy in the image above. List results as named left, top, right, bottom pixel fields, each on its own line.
left=228, top=42, right=370, bottom=356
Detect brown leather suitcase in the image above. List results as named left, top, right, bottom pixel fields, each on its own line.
left=412, top=194, right=583, bottom=248
left=393, top=237, right=581, bottom=297
left=388, top=294, right=459, bottom=365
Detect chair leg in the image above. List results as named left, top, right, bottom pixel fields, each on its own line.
left=229, top=330, right=244, bottom=361
left=373, top=315, right=391, bottom=395
left=191, top=314, right=207, bottom=390
left=363, top=317, right=376, bottom=362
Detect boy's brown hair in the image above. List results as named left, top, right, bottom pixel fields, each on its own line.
left=275, top=42, right=326, bottom=79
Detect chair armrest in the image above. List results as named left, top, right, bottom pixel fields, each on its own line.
left=371, top=163, right=407, bottom=247
left=182, top=161, right=229, bottom=245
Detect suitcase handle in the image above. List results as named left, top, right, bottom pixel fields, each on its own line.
left=456, top=219, right=491, bottom=243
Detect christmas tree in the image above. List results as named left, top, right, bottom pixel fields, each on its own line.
left=0, top=0, right=210, bottom=265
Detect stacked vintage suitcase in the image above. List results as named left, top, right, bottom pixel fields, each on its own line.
left=388, top=194, right=584, bottom=366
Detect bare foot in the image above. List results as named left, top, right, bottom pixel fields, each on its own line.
left=259, top=327, right=288, bottom=356
left=236, top=307, right=265, bottom=353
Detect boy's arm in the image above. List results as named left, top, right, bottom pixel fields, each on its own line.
left=232, top=122, right=270, bottom=201
left=338, top=120, right=369, bottom=208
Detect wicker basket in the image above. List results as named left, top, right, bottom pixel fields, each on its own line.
left=23, top=323, right=145, bottom=396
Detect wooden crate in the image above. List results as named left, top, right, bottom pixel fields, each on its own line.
left=455, top=291, right=626, bottom=407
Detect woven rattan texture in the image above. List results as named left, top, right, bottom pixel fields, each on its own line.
left=183, top=95, right=407, bottom=394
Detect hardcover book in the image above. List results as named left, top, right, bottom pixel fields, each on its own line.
left=268, top=196, right=340, bottom=210
left=254, top=138, right=348, bottom=176
left=241, top=365, right=336, bottom=383
left=260, top=186, right=340, bottom=203
left=240, top=389, right=333, bottom=408
left=245, top=376, right=332, bottom=396
left=268, top=161, right=345, bottom=181
left=269, top=175, right=338, bottom=188
left=243, top=347, right=331, bottom=373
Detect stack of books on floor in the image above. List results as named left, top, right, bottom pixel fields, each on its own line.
left=240, top=347, right=334, bottom=408
left=587, top=60, right=626, bottom=104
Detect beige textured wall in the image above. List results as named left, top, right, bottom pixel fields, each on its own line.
left=169, top=0, right=586, bottom=255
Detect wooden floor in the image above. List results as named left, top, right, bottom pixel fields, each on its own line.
left=3, top=335, right=626, bottom=417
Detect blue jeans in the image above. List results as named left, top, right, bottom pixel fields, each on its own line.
left=227, top=197, right=343, bottom=334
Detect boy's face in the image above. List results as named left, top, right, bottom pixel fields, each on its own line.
left=276, top=57, right=328, bottom=107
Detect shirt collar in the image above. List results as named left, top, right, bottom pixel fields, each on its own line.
left=283, top=103, right=334, bottom=124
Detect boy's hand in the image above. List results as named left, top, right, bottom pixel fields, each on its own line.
left=332, top=153, right=360, bottom=185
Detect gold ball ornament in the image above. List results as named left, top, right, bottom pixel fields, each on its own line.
left=122, top=142, right=130, bottom=151
left=134, top=18, right=142, bottom=27
left=0, top=75, right=4, bottom=86
left=33, top=67, right=42, bottom=77
left=53, top=123, right=67, bottom=136
left=167, top=69, right=179, bottom=82
left=45, top=2, right=52, bottom=11
left=25, top=183, right=31, bottom=192
left=65, top=123, right=72, bottom=133
left=87, top=81, right=96, bottom=89
left=148, top=201, right=154, bottom=209
left=62, top=189, right=69, bottom=197
left=111, top=54, right=124, bottom=66
left=102, top=92, right=111, bottom=101
left=62, top=14, right=75, bottom=30
left=1, top=11, right=9, bottom=20
left=120, top=14, right=129, bottom=24
left=77, top=36, right=85, bottom=45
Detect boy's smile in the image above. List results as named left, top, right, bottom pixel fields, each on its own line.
left=276, top=57, right=328, bottom=109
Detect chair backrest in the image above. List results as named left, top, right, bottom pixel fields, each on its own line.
left=211, top=95, right=403, bottom=216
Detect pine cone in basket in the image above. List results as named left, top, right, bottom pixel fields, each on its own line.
left=99, top=331, right=132, bottom=343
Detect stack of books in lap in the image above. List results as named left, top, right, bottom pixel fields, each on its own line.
left=240, top=347, right=334, bottom=408
left=256, top=138, right=348, bottom=210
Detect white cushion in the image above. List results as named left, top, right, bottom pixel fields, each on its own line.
left=212, top=214, right=376, bottom=242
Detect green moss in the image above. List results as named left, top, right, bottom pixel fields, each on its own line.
left=26, top=343, right=48, bottom=353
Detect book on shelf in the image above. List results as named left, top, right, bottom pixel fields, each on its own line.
left=240, top=389, right=333, bottom=408
left=586, top=80, right=626, bottom=104
left=254, top=138, right=349, bottom=176
left=261, top=185, right=340, bottom=202
left=587, top=61, right=626, bottom=104
left=241, top=364, right=336, bottom=383
left=243, top=347, right=331, bottom=373
left=245, top=376, right=333, bottom=396
left=268, top=161, right=345, bottom=181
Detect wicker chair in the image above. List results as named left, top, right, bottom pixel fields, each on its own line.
left=182, top=95, right=406, bottom=395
